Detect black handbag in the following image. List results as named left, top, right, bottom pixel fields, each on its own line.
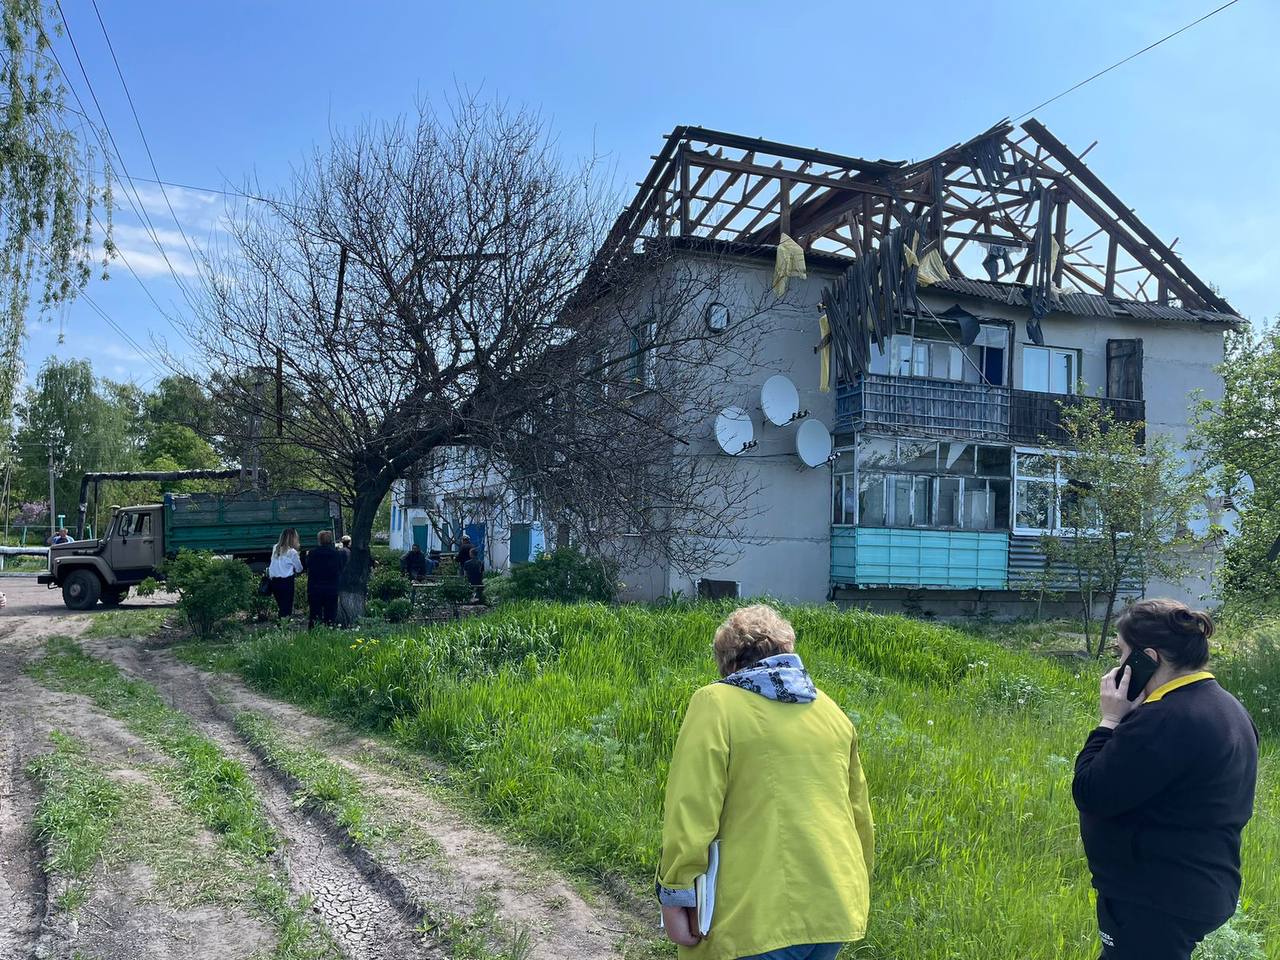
left=258, top=574, right=272, bottom=597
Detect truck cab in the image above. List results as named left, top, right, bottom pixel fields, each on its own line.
left=39, top=505, right=165, bottom=610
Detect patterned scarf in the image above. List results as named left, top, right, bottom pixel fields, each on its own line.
left=718, top=653, right=817, bottom=703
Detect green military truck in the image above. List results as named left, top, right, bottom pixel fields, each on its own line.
left=39, top=490, right=341, bottom=610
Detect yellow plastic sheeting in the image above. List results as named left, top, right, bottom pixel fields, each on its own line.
left=773, top=233, right=807, bottom=296
left=817, top=313, right=831, bottom=393
left=916, top=248, right=949, bottom=286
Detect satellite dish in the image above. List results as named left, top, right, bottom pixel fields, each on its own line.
left=713, top=407, right=756, bottom=456
left=795, top=419, right=833, bottom=468
left=760, top=375, right=801, bottom=426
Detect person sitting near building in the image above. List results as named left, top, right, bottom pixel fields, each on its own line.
left=400, top=543, right=429, bottom=581
left=304, top=530, right=346, bottom=629
left=267, top=527, right=303, bottom=619
left=657, top=604, right=875, bottom=960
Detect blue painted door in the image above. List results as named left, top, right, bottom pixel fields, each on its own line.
left=464, top=522, right=486, bottom=565
left=412, top=523, right=431, bottom=551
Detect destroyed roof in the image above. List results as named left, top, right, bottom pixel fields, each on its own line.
left=594, top=120, right=1241, bottom=323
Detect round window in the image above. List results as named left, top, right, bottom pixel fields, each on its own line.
left=704, top=301, right=730, bottom=333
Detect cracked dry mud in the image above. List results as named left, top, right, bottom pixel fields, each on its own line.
left=0, top=578, right=654, bottom=960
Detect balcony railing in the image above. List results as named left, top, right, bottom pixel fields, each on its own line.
left=1009, top=391, right=1145, bottom=445
left=836, top=375, right=1146, bottom=447
left=836, top=374, right=1010, bottom=441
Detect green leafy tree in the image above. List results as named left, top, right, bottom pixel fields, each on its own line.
left=143, top=375, right=218, bottom=437
left=141, top=423, right=219, bottom=470
left=13, top=357, right=137, bottom=525
left=1192, top=325, right=1280, bottom=607
left=0, top=0, right=114, bottom=435
left=1034, top=400, right=1207, bottom=658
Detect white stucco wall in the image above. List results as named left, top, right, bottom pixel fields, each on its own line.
left=625, top=253, right=1229, bottom=607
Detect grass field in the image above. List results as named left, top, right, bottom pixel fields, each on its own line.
left=186, top=603, right=1277, bottom=959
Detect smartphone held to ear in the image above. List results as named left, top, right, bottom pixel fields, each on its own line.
left=1116, top=648, right=1159, bottom=701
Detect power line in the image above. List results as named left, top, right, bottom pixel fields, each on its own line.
left=88, top=0, right=203, bottom=277
left=1012, top=0, right=1242, bottom=121
left=50, top=2, right=201, bottom=330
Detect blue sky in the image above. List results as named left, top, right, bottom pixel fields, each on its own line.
left=28, top=0, right=1278, bottom=389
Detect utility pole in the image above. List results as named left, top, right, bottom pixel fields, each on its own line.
left=48, top=439, right=56, bottom=541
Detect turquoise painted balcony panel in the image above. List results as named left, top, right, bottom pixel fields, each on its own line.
left=830, top=527, right=1009, bottom=589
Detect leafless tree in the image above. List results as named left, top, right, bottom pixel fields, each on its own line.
left=193, top=98, right=774, bottom=619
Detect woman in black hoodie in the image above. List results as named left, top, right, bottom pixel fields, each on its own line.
left=1073, top=599, right=1259, bottom=960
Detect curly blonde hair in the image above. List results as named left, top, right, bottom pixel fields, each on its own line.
left=713, top=604, right=796, bottom=677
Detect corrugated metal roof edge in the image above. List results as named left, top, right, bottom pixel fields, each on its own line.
left=660, top=238, right=1245, bottom=328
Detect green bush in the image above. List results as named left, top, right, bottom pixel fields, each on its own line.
left=369, top=568, right=410, bottom=603
left=364, top=599, right=387, bottom=620
left=436, top=561, right=475, bottom=609
left=506, top=548, right=617, bottom=603
left=384, top=597, right=412, bottom=623
left=1193, top=910, right=1266, bottom=960
left=369, top=545, right=401, bottom=569
left=483, top=574, right=513, bottom=606
left=162, top=551, right=256, bottom=638
left=293, top=574, right=309, bottom=617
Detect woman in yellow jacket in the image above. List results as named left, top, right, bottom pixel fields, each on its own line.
left=657, top=604, right=875, bottom=960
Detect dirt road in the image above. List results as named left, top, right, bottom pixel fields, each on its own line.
left=0, top=577, right=656, bottom=960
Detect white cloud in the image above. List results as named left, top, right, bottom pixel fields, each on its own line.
left=108, top=181, right=231, bottom=281
left=127, top=182, right=223, bottom=229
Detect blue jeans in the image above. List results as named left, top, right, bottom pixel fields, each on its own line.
left=740, top=945, right=842, bottom=960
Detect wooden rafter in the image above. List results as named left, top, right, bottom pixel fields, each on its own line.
left=588, top=120, right=1240, bottom=318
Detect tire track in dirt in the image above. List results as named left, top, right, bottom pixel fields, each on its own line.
left=0, top=627, right=279, bottom=960
left=84, top=635, right=655, bottom=960
left=81, top=637, right=437, bottom=960
left=0, top=642, right=47, bottom=960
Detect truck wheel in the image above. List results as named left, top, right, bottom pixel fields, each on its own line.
left=62, top=570, right=102, bottom=610
left=100, top=587, right=128, bottom=607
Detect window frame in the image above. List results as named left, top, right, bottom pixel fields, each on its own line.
left=1021, top=345, right=1080, bottom=395
left=835, top=436, right=1013, bottom=531
left=1011, top=446, right=1100, bottom=536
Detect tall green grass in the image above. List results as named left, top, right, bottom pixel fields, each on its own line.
left=215, top=603, right=1276, bottom=959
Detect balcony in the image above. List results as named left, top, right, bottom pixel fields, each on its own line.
left=836, top=374, right=1010, bottom=441
left=1009, top=391, right=1145, bottom=446
left=836, top=375, right=1146, bottom=447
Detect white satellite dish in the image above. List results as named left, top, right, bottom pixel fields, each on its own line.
left=713, top=406, right=756, bottom=456
left=795, top=419, right=833, bottom=468
left=760, top=374, right=802, bottom=426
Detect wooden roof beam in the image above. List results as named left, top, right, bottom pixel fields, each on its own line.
left=1021, top=118, right=1233, bottom=313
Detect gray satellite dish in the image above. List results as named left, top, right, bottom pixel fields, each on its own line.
left=760, top=374, right=802, bottom=426
left=795, top=419, right=833, bottom=468
left=713, top=406, right=756, bottom=456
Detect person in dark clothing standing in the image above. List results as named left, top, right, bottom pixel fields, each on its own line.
left=304, top=530, right=347, bottom=629
left=455, top=535, right=474, bottom=570
left=463, top=552, right=485, bottom=602
left=1073, top=599, right=1259, bottom=960
left=400, top=543, right=429, bottom=581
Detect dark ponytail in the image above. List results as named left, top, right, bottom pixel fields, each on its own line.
left=1115, top=599, right=1214, bottom=669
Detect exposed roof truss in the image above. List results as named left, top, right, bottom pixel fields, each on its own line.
left=596, top=120, right=1236, bottom=316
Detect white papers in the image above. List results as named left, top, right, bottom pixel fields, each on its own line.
left=695, top=840, right=720, bottom=937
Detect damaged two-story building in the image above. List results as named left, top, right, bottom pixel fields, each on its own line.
left=404, top=118, right=1243, bottom=613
